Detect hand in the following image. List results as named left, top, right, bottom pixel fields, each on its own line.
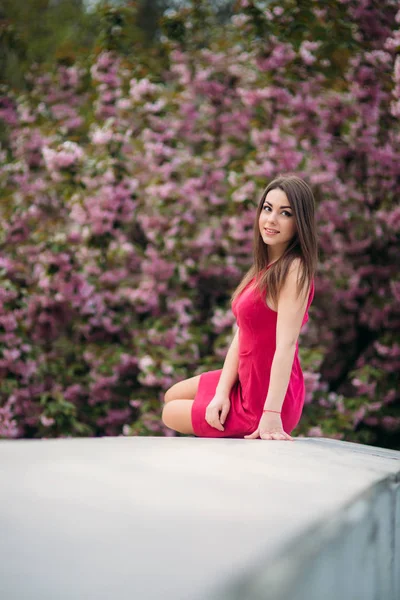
left=205, top=393, right=231, bottom=431
left=244, top=411, right=294, bottom=441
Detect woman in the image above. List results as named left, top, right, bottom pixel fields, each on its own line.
left=162, top=174, right=318, bottom=440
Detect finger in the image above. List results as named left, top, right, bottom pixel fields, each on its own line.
left=212, top=422, right=224, bottom=431
left=220, top=407, right=229, bottom=424
left=244, top=429, right=259, bottom=439
left=212, top=419, right=224, bottom=431
left=205, top=417, right=224, bottom=431
left=260, top=433, right=273, bottom=440
left=206, top=410, right=223, bottom=429
left=271, top=432, right=285, bottom=440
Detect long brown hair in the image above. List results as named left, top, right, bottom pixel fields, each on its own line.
left=230, top=174, right=318, bottom=309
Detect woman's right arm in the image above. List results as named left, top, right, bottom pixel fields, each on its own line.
left=215, top=327, right=240, bottom=395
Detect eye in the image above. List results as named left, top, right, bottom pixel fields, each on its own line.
left=263, top=205, right=292, bottom=217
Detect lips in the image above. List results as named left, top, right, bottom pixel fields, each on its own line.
left=264, top=228, right=279, bottom=234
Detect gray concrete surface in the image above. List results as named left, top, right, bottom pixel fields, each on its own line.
left=0, top=436, right=399, bottom=600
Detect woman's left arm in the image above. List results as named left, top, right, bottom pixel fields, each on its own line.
left=245, top=259, right=310, bottom=440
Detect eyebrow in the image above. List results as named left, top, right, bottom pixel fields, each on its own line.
left=264, top=200, right=292, bottom=209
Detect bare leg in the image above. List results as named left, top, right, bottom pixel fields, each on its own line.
left=163, top=374, right=201, bottom=404
left=162, top=400, right=195, bottom=435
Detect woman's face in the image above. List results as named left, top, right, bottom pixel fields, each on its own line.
left=259, top=188, right=297, bottom=253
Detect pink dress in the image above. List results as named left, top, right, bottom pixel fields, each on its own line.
left=191, top=271, right=315, bottom=438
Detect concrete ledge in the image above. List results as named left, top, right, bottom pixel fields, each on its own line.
left=213, top=461, right=400, bottom=600
left=0, top=437, right=399, bottom=600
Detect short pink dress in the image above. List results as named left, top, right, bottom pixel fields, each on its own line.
left=191, top=270, right=315, bottom=438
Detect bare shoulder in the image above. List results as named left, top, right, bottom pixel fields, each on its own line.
left=288, top=257, right=303, bottom=275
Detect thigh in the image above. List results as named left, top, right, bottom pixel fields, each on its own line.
left=164, top=374, right=201, bottom=403
left=162, top=400, right=195, bottom=435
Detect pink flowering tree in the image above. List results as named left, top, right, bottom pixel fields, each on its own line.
left=0, top=0, right=399, bottom=448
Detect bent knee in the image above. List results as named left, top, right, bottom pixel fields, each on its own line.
left=161, top=402, right=175, bottom=429
left=161, top=401, right=194, bottom=435
left=162, top=402, right=183, bottom=432
left=163, top=387, right=176, bottom=404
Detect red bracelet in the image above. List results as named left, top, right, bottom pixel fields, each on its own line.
left=263, top=409, right=281, bottom=414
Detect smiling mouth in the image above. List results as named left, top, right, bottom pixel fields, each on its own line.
left=264, top=228, right=279, bottom=234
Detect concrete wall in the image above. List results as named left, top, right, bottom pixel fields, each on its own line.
left=0, top=436, right=399, bottom=600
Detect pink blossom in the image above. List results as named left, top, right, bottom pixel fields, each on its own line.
left=0, top=315, right=18, bottom=332
left=129, top=77, right=159, bottom=102
left=308, top=426, right=323, bottom=437
left=303, top=371, right=321, bottom=404
left=381, top=416, right=400, bottom=432
left=211, top=308, right=235, bottom=333
left=138, top=355, right=155, bottom=370
left=299, top=41, right=321, bottom=65
left=0, top=401, right=20, bottom=438
left=42, top=141, right=84, bottom=172
left=91, top=127, right=114, bottom=145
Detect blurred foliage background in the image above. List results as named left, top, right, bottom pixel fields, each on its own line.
left=0, top=0, right=399, bottom=448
